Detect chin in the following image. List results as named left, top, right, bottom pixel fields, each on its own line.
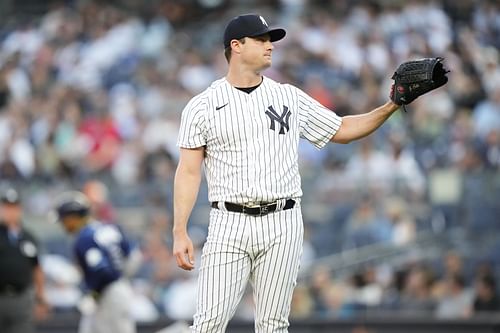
left=262, top=60, right=272, bottom=69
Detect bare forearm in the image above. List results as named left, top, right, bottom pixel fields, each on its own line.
left=33, top=266, right=46, bottom=302
left=332, top=101, right=400, bottom=144
left=173, top=166, right=202, bottom=234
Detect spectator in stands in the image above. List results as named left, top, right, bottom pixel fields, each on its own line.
left=344, top=197, right=392, bottom=248
left=78, top=92, right=121, bottom=174
left=472, top=80, right=500, bottom=141
left=309, top=266, right=342, bottom=316
left=384, top=197, right=416, bottom=246
left=435, top=274, right=473, bottom=318
left=386, top=131, right=426, bottom=198
left=399, top=265, right=436, bottom=314
left=473, top=274, right=500, bottom=314
left=344, top=138, right=393, bottom=193
left=290, top=285, right=314, bottom=319
left=82, top=180, right=116, bottom=224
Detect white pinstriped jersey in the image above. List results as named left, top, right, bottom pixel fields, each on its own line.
left=177, top=76, right=342, bottom=204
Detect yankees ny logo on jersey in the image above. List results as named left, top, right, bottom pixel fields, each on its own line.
left=178, top=77, right=343, bottom=204
left=265, top=105, right=291, bottom=134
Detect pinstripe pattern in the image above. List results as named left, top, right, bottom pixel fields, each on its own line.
left=192, top=207, right=303, bottom=332
left=251, top=208, right=303, bottom=332
left=177, top=76, right=342, bottom=332
left=177, top=77, right=342, bottom=204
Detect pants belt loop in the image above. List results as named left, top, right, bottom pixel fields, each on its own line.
left=276, top=198, right=284, bottom=210
left=217, top=201, right=227, bottom=212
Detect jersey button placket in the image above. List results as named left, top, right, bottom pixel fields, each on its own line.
left=246, top=95, right=258, bottom=200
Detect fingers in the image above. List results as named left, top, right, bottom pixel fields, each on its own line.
left=173, top=238, right=195, bottom=271
left=188, top=244, right=195, bottom=266
left=175, top=250, right=195, bottom=270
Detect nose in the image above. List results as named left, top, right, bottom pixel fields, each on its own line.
left=266, top=40, right=274, bottom=50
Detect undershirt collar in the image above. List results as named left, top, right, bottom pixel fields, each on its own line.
left=235, top=77, right=263, bottom=94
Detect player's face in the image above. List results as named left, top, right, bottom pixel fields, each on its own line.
left=61, top=215, right=83, bottom=234
left=241, top=34, right=274, bottom=70
left=0, top=203, right=22, bottom=226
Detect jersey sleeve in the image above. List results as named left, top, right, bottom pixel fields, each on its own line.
left=295, top=86, right=343, bottom=149
left=177, top=95, right=208, bottom=148
left=74, top=232, right=119, bottom=292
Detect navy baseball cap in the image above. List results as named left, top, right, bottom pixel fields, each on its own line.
left=53, top=191, right=91, bottom=222
left=223, top=14, right=286, bottom=48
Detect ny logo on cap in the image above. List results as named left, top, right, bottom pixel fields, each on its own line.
left=259, top=16, right=268, bottom=27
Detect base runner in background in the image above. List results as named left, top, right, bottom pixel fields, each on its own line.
left=54, top=191, right=142, bottom=333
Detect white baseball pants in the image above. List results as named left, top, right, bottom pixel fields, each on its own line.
left=78, top=279, right=136, bottom=333
left=191, top=205, right=304, bottom=332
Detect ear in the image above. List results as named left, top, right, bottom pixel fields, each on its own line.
left=230, top=39, right=243, bottom=54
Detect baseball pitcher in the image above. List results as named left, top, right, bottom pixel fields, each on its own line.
left=173, top=13, right=448, bottom=333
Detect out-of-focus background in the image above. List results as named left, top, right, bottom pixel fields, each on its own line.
left=0, top=0, right=498, bottom=332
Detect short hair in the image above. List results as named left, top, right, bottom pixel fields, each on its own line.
left=224, top=37, right=246, bottom=63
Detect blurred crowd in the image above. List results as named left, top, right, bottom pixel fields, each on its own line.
left=0, top=0, right=498, bottom=323
left=288, top=251, right=500, bottom=320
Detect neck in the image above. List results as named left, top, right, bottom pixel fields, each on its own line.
left=70, top=221, right=87, bottom=235
left=77, top=218, right=91, bottom=232
left=226, top=62, right=263, bottom=87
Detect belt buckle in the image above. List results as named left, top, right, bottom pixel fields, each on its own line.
left=259, top=205, right=270, bottom=216
left=243, top=202, right=271, bottom=216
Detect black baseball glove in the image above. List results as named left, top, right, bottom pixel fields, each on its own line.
left=390, top=57, right=449, bottom=107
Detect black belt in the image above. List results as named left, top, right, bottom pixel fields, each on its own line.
left=211, top=199, right=295, bottom=216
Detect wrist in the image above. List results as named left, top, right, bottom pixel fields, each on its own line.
left=173, top=226, right=188, bottom=236
left=385, top=100, right=400, bottom=112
